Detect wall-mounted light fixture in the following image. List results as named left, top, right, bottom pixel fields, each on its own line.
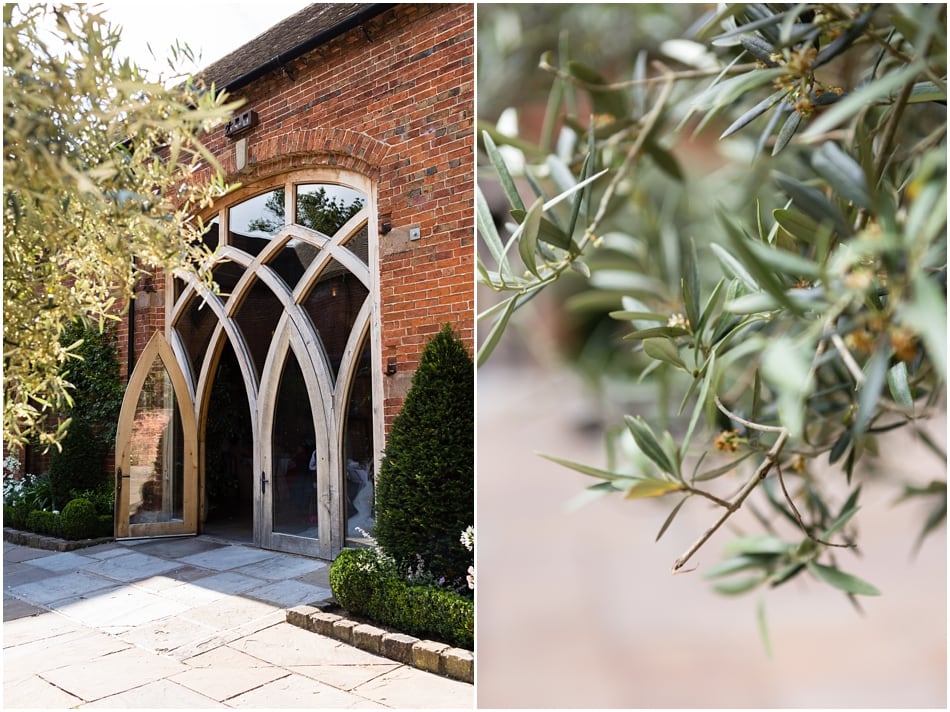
left=225, top=110, right=258, bottom=139
left=386, top=357, right=397, bottom=375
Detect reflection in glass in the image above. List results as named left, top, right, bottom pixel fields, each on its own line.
left=344, top=336, right=375, bottom=541
left=301, top=259, right=368, bottom=381
left=233, top=276, right=283, bottom=383
left=128, top=359, right=184, bottom=525
left=175, top=293, right=217, bottom=386
left=267, top=241, right=321, bottom=289
left=295, top=184, right=365, bottom=235
left=272, top=353, right=317, bottom=538
left=346, top=225, right=370, bottom=266
left=229, top=189, right=285, bottom=257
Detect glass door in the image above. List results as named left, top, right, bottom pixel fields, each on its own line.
left=115, top=332, right=198, bottom=538
left=260, top=329, right=331, bottom=557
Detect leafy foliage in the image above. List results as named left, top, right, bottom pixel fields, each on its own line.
left=330, top=545, right=474, bottom=650
left=47, top=321, right=123, bottom=507
left=478, top=3, right=946, bottom=613
left=374, top=324, right=475, bottom=587
left=3, top=3, right=239, bottom=448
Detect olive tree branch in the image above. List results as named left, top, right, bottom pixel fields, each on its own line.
left=583, top=63, right=676, bottom=247
left=775, top=461, right=854, bottom=549
left=539, top=56, right=759, bottom=91
left=672, top=428, right=789, bottom=572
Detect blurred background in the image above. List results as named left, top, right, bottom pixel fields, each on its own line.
left=475, top=4, right=947, bottom=708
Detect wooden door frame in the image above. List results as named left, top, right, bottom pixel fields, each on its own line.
left=115, top=331, right=198, bottom=538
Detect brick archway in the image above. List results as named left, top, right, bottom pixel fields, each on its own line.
left=218, top=128, right=392, bottom=184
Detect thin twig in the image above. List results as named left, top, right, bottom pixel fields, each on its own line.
left=539, top=57, right=760, bottom=91
left=775, top=461, right=853, bottom=548
left=830, top=332, right=866, bottom=385
left=672, top=429, right=789, bottom=571
left=714, top=396, right=786, bottom=433
left=683, top=486, right=732, bottom=509
left=583, top=64, right=675, bottom=245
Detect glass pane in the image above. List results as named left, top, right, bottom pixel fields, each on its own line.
left=301, top=259, right=368, bottom=381
left=203, top=215, right=220, bottom=251
left=295, top=184, right=365, bottom=236
left=272, top=353, right=317, bottom=538
left=174, top=294, right=217, bottom=386
left=203, top=340, right=253, bottom=536
left=128, top=359, right=184, bottom=525
left=229, top=189, right=285, bottom=257
left=233, top=276, right=283, bottom=383
left=175, top=217, right=219, bottom=303
left=267, top=240, right=321, bottom=290
left=211, top=260, right=243, bottom=299
left=345, top=225, right=369, bottom=266
left=344, top=336, right=375, bottom=541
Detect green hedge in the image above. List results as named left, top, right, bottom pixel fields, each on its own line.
left=25, top=509, right=62, bottom=537
left=4, top=503, right=30, bottom=530
left=5, top=496, right=112, bottom=540
left=330, top=547, right=474, bottom=650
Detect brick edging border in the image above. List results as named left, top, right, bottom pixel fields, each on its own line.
left=3, top=527, right=113, bottom=552
left=286, top=602, right=474, bottom=685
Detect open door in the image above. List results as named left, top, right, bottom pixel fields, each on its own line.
left=115, top=332, right=198, bottom=539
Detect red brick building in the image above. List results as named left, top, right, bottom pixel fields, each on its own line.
left=113, top=3, right=474, bottom=559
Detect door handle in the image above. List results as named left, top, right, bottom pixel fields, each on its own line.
left=116, top=467, right=130, bottom=497
left=261, top=471, right=268, bottom=495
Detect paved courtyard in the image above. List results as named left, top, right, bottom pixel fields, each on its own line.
left=3, top=536, right=473, bottom=708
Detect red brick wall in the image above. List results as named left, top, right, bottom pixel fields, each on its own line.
left=118, top=3, right=474, bottom=434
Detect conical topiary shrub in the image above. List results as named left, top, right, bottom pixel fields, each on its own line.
left=374, top=323, right=474, bottom=588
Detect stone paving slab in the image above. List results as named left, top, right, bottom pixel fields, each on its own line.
left=3, top=597, right=45, bottom=621
left=224, top=671, right=384, bottom=709
left=81, top=551, right=182, bottom=582
left=171, top=658, right=291, bottom=701
left=3, top=546, right=55, bottom=564
left=291, top=663, right=402, bottom=691
left=80, top=679, right=222, bottom=708
left=355, top=664, right=475, bottom=709
left=244, top=578, right=332, bottom=608
left=59, top=584, right=189, bottom=628
left=230, top=621, right=390, bottom=668
left=21, top=550, right=95, bottom=572
left=123, top=537, right=227, bottom=559
left=39, top=645, right=191, bottom=701
left=3, top=670, right=85, bottom=709
left=3, top=561, right=54, bottom=589
left=2, top=607, right=84, bottom=645
left=4, top=627, right=130, bottom=679
left=8, top=571, right=118, bottom=605
left=117, top=614, right=220, bottom=654
left=179, top=546, right=279, bottom=571
left=184, top=570, right=267, bottom=596
left=179, top=593, right=280, bottom=632
left=232, top=553, right=327, bottom=581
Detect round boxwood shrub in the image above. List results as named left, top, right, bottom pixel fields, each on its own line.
left=60, top=497, right=98, bottom=540
left=330, top=547, right=474, bottom=650
left=26, top=509, right=62, bottom=537
left=374, top=324, right=474, bottom=586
